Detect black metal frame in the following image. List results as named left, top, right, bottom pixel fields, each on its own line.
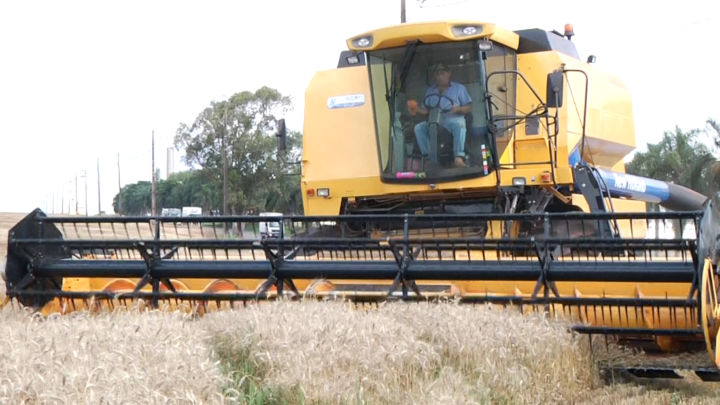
left=6, top=209, right=704, bottom=305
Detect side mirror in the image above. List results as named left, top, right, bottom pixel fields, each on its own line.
left=546, top=71, right=564, bottom=108
left=276, top=118, right=287, bottom=152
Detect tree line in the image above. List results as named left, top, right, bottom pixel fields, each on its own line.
left=112, top=83, right=719, bottom=216
left=112, top=87, right=302, bottom=216
left=625, top=118, right=720, bottom=199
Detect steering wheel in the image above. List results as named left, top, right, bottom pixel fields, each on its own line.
left=423, top=93, right=455, bottom=113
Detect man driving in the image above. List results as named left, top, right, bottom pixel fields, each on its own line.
left=409, top=63, right=472, bottom=168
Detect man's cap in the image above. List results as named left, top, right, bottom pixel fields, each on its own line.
left=432, top=63, right=450, bottom=73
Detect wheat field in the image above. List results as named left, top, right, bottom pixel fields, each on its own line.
left=1, top=212, right=720, bottom=404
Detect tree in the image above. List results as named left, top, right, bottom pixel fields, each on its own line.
left=706, top=118, right=720, bottom=149
left=113, top=170, right=235, bottom=215
left=626, top=123, right=718, bottom=197
left=625, top=119, right=720, bottom=238
left=173, top=86, right=301, bottom=217
left=705, top=118, right=720, bottom=188
left=113, top=86, right=303, bottom=219
left=112, top=181, right=152, bottom=216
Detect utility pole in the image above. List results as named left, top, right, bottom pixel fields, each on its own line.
left=401, top=0, right=406, bottom=23
left=68, top=180, right=72, bottom=214
left=80, top=170, right=88, bottom=216
left=97, top=158, right=102, bottom=214
left=117, top=152, right=122, bottom=215
left=152, top=130, right=157, bottom=217
left=75, top=172, right=79, bottom=215
left=222, top=102, right=229, bottom=235
left=85, top=172, right=88, bottom=216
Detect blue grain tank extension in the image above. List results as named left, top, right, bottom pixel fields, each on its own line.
left=569, top=146, right=708, bottom=211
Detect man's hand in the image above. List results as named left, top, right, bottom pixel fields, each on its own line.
left=408, top=99, right=428, bottom=116
left=408, top=100, right=418, bottom=115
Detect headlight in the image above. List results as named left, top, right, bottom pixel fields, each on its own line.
left=351, top=35, right=374, bottom=48
left=451, top=25, right=483, bottom=37
left=317, top=188, right=330, bottom=197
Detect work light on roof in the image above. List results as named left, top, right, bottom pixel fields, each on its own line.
left=477, top=40, right=493, bottom=51
left=351, top=35, right=373, bottom=48
left=451, top=24, right=483, bottom=37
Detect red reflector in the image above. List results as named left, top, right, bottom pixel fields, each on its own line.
left=307, top=188, right=315, bottom=196
left=541, top=173, right=551, bottom=182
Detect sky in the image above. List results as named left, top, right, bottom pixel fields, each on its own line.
left=0, top=0, right=718, bottom=214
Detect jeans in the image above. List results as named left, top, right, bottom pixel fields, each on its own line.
left=414, top=116, right=466, bottom=163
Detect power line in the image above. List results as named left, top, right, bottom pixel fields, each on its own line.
left=117, top=132, right=174, bottom=161
left=679, top=17, right=714, bottom=29
left=417, top=0, right=471, bottom=7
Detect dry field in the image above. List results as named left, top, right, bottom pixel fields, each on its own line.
left=1, top=212, right=720, bottom=404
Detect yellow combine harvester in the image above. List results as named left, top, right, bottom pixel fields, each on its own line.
left=4, top=20, right=720, bottom=380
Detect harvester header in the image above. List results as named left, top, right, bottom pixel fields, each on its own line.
left=5, top=18, right=720, bottom=381
left=4, top=197, right=720, bottom=380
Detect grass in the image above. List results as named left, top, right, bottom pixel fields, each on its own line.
left=0, top=304, right=228, bottom=404
left=207, top=301, right=599, bottom=404
left=0, top=299, right=718, bottom=404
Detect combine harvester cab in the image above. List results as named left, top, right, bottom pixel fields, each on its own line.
left=5, top=19, right=720, bottom=382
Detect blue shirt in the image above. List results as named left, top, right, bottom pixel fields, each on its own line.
left=422, top=81, right=472, bottom=119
